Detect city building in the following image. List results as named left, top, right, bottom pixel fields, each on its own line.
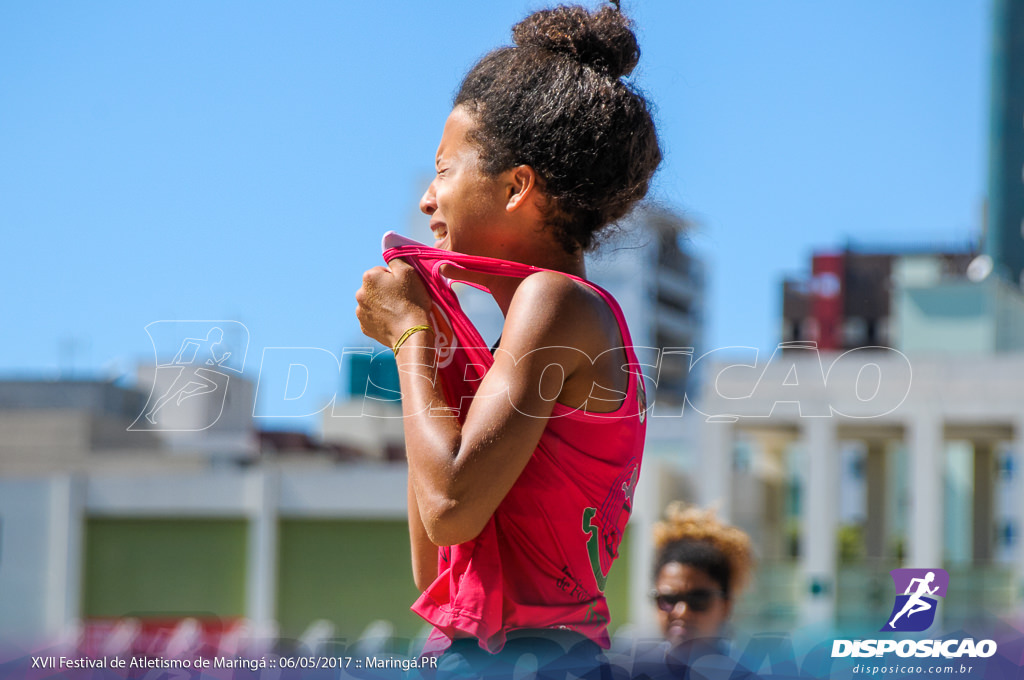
left=781, top=246, right=975, bottom=352
left=587, top=204, right=705, bottom=411
left=0, top=373, right=419, bottom=649
left=700, top=0, right=1024, bottom=630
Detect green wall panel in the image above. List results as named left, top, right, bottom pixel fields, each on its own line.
left=276, top=520, right=635, bottom=643
left=276, top=519, right=422, bottom=642
left=83, top=518, right=247, bottom=619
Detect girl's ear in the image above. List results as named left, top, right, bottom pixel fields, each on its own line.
left=505, top=165, right=538, bottom=213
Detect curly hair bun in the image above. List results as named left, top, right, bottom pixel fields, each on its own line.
left=455, top=2, right=659, bottom=251
left=512, top=5, right=639, bottom=79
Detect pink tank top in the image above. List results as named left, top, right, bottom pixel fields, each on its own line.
left=382, top=233, right=647, bottom=654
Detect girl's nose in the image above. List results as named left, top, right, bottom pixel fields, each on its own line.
left=419, top=180, right=437, bottom=215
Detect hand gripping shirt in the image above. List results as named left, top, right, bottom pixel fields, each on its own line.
left=382, top=233, right=647, bottom=655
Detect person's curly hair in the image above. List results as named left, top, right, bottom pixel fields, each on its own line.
left=652, top=503, right=755, bottom=599
left=454, top=3, right=662, bottom=253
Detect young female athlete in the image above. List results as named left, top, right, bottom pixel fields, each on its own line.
left=355, top=2, right=660, bottom=673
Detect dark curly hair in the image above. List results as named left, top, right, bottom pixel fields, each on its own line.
left=453, top=3, right=662, bottom=253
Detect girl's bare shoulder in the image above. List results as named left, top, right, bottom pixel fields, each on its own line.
left=504, top=270, right=617, bottom=351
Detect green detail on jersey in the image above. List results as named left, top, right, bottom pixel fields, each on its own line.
left=582, top=506, right=608, bottom=592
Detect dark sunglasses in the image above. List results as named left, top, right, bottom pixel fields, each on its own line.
left=651, top=588, right=725, bottom=613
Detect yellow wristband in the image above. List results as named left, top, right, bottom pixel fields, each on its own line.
left=393, top=324, right=431, bottom=357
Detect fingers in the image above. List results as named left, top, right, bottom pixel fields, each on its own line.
left=359, top=262, right=417, bottom=293
left=384, top=253, right=411, bottom=270
left=354, top=262, right=431, bottom=345
left=383, top=258, right=421, bottom=288
left=361, top=265, right=391, bottom=285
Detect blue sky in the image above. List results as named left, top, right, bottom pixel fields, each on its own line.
left=0, top=2, right=989, bottom=431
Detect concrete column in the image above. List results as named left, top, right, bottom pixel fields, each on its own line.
left=700, top=420, right=734, bottom=522
left=46, top=475, right=85, bottom=640
left=754, top=434, right=792, bottom=562
left=1014, top=417, right=1024, bottom=590
left=864, top=440, right=888, bottom=560
left=246, top=467, right=279, bottom=632
left=762, top=474, right=786, bottom=562
left=973, top=440, right=996, bottom=563
left=800, top=418, right=839, bottom=626
left=907, top=413, right=944, bottom=569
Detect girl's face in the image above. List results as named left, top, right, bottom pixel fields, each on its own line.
left=419, top=106, right=515, bottom=257
left=654, top=562, right=732, bottom=647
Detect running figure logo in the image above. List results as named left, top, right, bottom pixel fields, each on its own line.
left=130, top=321, right=249, bottom=431
left=881, top=568, right=949, bottom=632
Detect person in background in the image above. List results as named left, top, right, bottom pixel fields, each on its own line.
left=651, top=503, right=755, bottom=649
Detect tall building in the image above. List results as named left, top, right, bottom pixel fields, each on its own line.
left=986, top=0, right=1024, bottom=287
left=587, top=205, right=705, bottom=411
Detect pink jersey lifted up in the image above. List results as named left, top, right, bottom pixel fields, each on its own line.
left=382, top=233, right=647, bottom=655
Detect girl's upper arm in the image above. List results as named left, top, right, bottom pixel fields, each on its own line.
left=417, top=271, right=595, bottom=544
